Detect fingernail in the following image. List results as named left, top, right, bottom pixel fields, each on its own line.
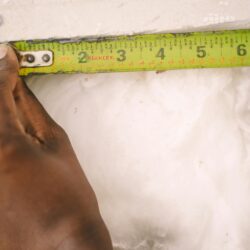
left=0, top=44, right=8, bottom=60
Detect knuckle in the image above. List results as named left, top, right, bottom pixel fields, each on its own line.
left=50, top=123, right=69, bottom=142
left=54, top=124, right=68, bottom=137
left=42, top=124, right=70, bottom=152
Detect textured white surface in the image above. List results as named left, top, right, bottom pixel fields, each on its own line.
left=1, top=0, right=250, bottom=41
left=1, top=0, right=250, bottom=249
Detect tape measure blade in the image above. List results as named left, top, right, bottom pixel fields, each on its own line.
left=12, top=29, right=250, bottom=76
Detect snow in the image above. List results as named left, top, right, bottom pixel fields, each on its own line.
left=1, top=0, right=250, bottom=249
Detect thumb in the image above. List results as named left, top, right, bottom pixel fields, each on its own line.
left=0, top=44, right=21, bottom=133
left=0, top=44, right=19, bottom=81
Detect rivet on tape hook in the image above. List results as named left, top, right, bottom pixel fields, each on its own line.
left=20, top=51, right=53, bottom=68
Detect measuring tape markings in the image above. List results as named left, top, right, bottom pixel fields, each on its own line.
left=11, top=29, right=250, bottom=76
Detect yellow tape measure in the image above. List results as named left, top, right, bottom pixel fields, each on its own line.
left=12, top=29, right=250, bottom=76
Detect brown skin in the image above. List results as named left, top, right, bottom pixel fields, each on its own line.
left=0, top=45, right=113, bottom=250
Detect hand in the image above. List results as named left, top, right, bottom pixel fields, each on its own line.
left=0, top=44, right=113, bottom=250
